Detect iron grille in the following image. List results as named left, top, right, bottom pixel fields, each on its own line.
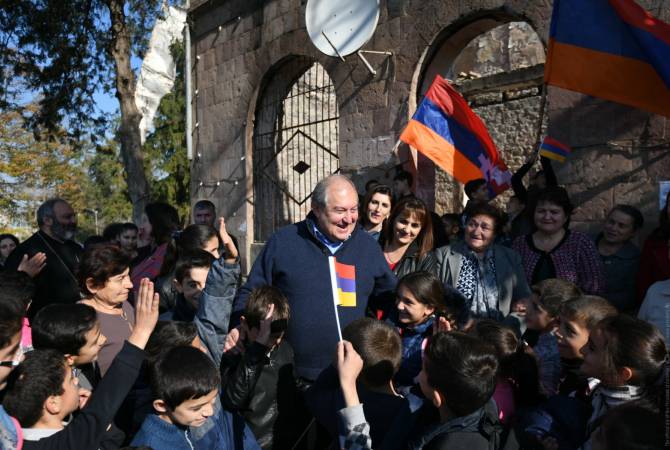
left=252, top=59, right=340, bottom=242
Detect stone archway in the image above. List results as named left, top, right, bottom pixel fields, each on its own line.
left=409, top=13, right=547, bottom=213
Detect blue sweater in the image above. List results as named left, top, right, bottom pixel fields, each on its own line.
left=235, top=214, right=397, bottom=380
left=132, top=402, right=260, bottom=450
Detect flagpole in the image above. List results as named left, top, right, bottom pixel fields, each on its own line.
left=533, top=83, right=548, bottom=153
left=327, top=256, right=344, bottom=342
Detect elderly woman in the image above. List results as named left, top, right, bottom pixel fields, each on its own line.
left=359, top=184, right=393, bottom=241
left=79, top=244, right=157, bottom=375
left=435, top=203, right=530, bottom=321
left=380, top=196, right=436, bottom=277
left=512, top=186, right=605, bottom=295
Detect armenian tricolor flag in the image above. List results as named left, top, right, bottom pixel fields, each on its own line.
left=400, top=75, right=512, bottom=198
left=539, top=136, right=572, bottom=163
left=329, top=258, right=356, bottom=307
left=545, top=0, right=670, bottom=117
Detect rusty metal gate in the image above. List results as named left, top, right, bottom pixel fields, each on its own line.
left=252, top=58, right=340, bottom=242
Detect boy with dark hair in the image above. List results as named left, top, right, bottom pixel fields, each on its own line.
left=393, top=170, right=413, bottom=200
left=3, top=349, right=80, bottom=440
left=0, top=270, right=36, bottom=352
left=307, top=318, right=413, bottom=449
left=525, top=279, right=581, bottom=396
left=220, top=285, right=298, bottom=449
left=3, top=278, right=159, bottom=449
left=0, top=290, right=25, bottom=449
left=161, top=250, right=216, bottom=322
left=132, top=345, right=260, bottom=450
left=464, top=179, right=489, bottom=203
left=461, top=179, right=490, bottom=230
left=411, top=331, right=501, bottom=450
left=32, top=303, right=106, bottom=381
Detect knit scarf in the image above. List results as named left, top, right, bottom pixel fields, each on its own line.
left=456, top=249, right=500, bottom=320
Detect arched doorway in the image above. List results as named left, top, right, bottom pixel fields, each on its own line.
left=411, top=15, right=546, bottom=213
left=252, top=57, right=340, bottom=243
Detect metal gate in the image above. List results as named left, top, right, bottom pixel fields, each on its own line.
left=252, top=58, right=340, bottom=242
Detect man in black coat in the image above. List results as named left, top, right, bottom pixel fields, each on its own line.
left=5, top=198, right=83, bottom=318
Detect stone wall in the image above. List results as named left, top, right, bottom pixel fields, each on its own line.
left=189, top=0, right=669, bottom=270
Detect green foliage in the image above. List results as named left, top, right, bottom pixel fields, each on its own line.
left=0, top=0, right=166, bottom=139
left=84, top=140, right=134, bottom=228
left=0, top=106, right=133, bottom=238
left=0, top=107, right=86, bottom=234
left=144, top=41, right=190, bottom=221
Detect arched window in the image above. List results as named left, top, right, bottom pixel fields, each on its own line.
left=252, top=58, right=339, bottom=242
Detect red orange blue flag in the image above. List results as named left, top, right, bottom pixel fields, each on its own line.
left=399, top=75, right=512, bottom=198
left=539, top=136, right=571, bottom=163
left=328, top=257, right=357, bottom=341
left=545, top=0, right=670, bottom=117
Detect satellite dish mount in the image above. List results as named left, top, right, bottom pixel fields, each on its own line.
left=306, top=0, right=391, bottom=75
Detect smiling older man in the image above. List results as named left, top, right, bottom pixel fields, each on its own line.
left=233, top=174, right=396, bottom=381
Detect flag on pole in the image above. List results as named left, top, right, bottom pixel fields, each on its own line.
left=539, top=136, right=572, bottom=163
left=328, top=257, right=357, bottom=341
left=399, top=75, right=512, bottom=198
left=545, top=0, right=670, bottom=117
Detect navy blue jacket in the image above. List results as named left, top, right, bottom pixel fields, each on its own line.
left=235, top=213, right=397, bottom=380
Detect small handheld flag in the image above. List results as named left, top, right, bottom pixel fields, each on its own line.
left=539, top=136, right=571, bottom=163
left=327, top=257, right=357, bottom=341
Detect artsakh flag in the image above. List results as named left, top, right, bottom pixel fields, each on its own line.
left=539, top=136, right=571, bottom=163
left=399, top=75, right=512, bottom=198
left=545, top=0, right=670, bottom=117
left=330, top=259, right=356, bottom=307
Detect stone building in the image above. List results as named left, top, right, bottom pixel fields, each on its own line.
left=188, top=0, right=670, bottom=271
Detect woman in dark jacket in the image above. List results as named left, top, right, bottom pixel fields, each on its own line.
left=380, top=196, right=436, bottom=278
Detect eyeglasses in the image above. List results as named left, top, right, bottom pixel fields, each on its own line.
left=0, top=345, right=24, bottom=368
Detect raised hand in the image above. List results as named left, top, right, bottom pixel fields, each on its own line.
left=224, top=325, right=246, bottom=355
left=216, top=217, right=238, bottom=262
left=336, top=341, right=364, bottom=407
left=128, top=278, right=159, bottom=350
left=254, top=303, right=275, bottom=347
left=18, top=252, right=47, bottom=278
left=432, top=315, right=452, bottom=335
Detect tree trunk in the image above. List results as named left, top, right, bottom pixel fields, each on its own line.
left=107, top=0, right=151, bottom=223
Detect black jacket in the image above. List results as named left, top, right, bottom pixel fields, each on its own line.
left=380, top=239, right=437, bottom=279
left=410, top=400, right=507, bottom=450
left=23, top=341, right=145, bottom=450
left=220, top=340, right=300, bottom=450
left=5, top=230, right=82, bottom=318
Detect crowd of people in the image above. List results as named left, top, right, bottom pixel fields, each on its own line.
left=0, top=156, right=667, bottom=450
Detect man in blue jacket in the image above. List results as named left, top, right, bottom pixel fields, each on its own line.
left=234, top=174, right=397, bottom=382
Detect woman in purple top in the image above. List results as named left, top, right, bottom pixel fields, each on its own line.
left=512, top=187, right=605, bottom=295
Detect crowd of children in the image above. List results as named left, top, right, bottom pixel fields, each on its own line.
left=0, top=175, right=668, bottom=450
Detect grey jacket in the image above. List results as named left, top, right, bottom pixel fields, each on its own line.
left=434, top=240, right=531, bottom=316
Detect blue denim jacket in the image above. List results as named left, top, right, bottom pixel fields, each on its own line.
left=195, top=256, right=241, bottom=366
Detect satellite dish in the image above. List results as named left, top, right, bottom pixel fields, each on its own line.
left=306, top=0, right=380, bottom=58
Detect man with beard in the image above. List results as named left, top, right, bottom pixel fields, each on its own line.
left=5, top=198, right=83, bottom=318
